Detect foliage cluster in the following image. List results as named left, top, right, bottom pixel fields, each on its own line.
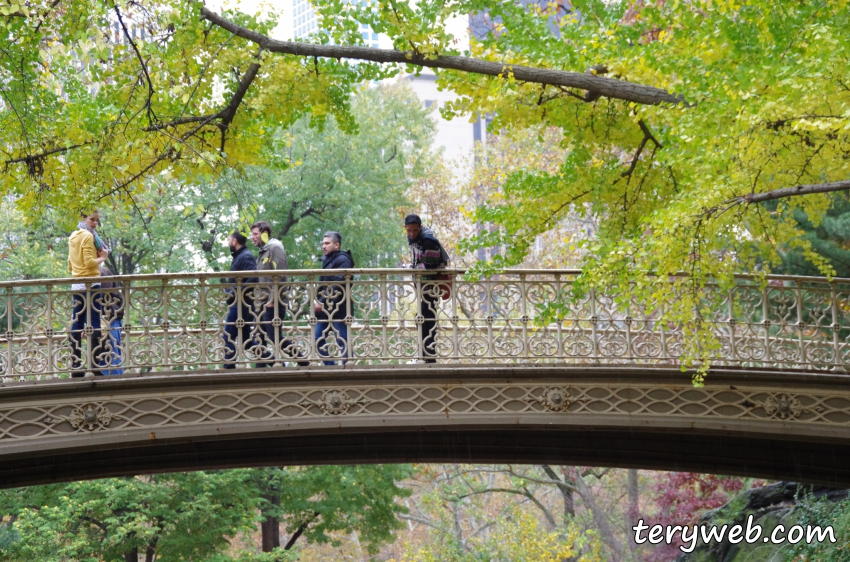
left=4, top=0, right=850, bottom=377
left=1, top=82, right=438, bottom=279
left=784, top=494, right=850, bottom=562
left=0, top=465, right=410, bottom=561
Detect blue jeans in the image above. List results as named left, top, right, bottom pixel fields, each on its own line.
left=103, top=319, right=124, bottom=375
left=222, top=301, right=254, bottom=369
left=314, top=320, right=348, bottom=365
left=70, top=289, right=105, bottom=376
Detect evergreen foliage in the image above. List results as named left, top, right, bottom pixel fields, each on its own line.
left=772, top=194, right=850, bottom=278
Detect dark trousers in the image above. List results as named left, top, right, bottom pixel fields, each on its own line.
left=420, top=289, right=439, bottom=363
left=314, top=320, right=348, bottom=366
left=222, top=300, right=254, bottom=369
left=257, top=302, right=306, bottom=367
left=70, top=290, right=105, bottom=377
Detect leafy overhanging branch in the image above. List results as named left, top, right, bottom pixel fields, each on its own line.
left=698, top=179, right=850, bottom=220
left=144, top=58, right=261, bottom=152
left=5, top=142, right=95, bottom=176
left=740, top=179, right=850, bottom=204
left=199, top=7, right=685, bottom=107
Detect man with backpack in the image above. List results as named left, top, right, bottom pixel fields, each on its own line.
left=404, top=214, right=450, bottom=363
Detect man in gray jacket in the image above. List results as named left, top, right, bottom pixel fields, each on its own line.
left=250, top=221, right=307, bottom=366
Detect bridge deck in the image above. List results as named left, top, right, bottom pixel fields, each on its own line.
left=3, top=270, right=850, bottom=486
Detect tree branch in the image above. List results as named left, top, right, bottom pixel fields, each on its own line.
left=741, top=179, right=850, bottom=204
left=283, top=511, right=319, bottom=550
left=200, top=7, right=685, bottom=106
left=398, top=513, right=443, bottom=530
left=219, top=61, right=261, bottom=131
left=621, top=119, right=662, bottom=183
left=113, top=2, right=156, bottom=126
left=453, top=487, right=557, bottom=529
left=540, top=465, right=576, bottom=519
left=574, top=472, right=625, bottom=559
left=5, top=142, right=94, bottom=176
left=143, top=56, right=260, bottom=142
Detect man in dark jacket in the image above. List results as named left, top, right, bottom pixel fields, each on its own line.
left=314, top=231, right=354, bottom=365
left=250, top=220, right=308, bottom=367
left=223, top=230, right=259, bottom=369
left=405, top=214, right=449, bottom=363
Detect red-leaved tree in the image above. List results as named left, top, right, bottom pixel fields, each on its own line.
left=644, top=472, right=745, bottom=561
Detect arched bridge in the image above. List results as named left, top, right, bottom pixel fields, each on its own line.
left=1, top=270, right=849, bottom=488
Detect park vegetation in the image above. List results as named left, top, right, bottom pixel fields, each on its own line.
left=1, top=0, right=848, bottom=559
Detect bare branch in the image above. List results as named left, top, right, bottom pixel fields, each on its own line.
left=200, top=7, right=685, bottom=106
left=453, top=487, right=557, bottom=529
left=398, top=513, right=443, bottom=530
left=575, top=472, right=625, bottom=558
left=142, top=113, right=219, bottom=132
left=383, top=144, right=397, bottom=163
left=283, top=511, right=319, bottom=550
left=637, top=119, right=662, bottom=148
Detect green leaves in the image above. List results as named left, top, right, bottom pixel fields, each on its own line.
left=0, top=472, right=261, bottom=561
left=449, top=0, right=850, bottom=380
left=261, top=464, right=412, bottom=553
left=0, top=465, right=412, bottom=560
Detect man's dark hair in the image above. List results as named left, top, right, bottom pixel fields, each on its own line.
left=231, top=230, right=247, bottom=246
left=251, top=220, right=272, bottom=236
left=404, top=214, right=422, bottom=226
left=323, top=231, right=342, bottom=245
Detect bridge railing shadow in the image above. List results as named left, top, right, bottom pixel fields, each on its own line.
left=2, top=269, right=850, bottom=381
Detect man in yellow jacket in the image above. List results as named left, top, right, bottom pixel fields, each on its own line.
left=68, top=210, right=109, bottom=377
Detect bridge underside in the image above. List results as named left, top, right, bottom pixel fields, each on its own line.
left=2, top=365, right=850, bottom=488
left=5, top=426, right=850, bottom=489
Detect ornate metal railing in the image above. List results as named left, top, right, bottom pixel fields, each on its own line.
left=2, top=269, right=850, bottom=381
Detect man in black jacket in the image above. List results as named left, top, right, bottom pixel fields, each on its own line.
left=223, top=230, right=259, bottom=369
left=313, top=231, right=354, bottom=365
left=405, top=214, right=449, bottom=363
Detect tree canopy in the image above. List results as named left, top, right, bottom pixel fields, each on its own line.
left=0, top=465, right=411, bottom=561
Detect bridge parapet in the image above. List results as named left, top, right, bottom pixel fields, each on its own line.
left=1, top=269, right=849, bottom=380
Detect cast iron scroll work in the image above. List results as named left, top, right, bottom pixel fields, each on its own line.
left=69, top=403, right=114, bottom=431
left=5, top=270, right=850, bottom=380
left=301, top=390, right=368, bottom=415
left=527, top=387, right=579, bottom=412
left=756, top=393, right=824, bottom=420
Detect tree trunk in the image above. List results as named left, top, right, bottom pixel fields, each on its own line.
left=144, top=543, right=157, bottom=562
left=575, top=472, right=625, bottom=560
left=124, top=550, right=138, bottom=562
left=626, top=469, right=639, bottom=557
left=540, top=465, right=575, bottom=520
left=260, top=493, right=281, bottom=552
